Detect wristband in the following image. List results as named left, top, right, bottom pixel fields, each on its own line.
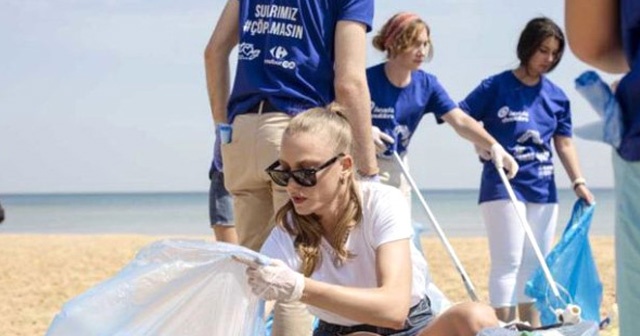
left=572, top=177, right=587, bottom=190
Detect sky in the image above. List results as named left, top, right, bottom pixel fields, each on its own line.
left=0, top=0, right=620, bottom=194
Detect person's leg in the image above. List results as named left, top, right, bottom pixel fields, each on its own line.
left=515, top=202, right=558, bottom=326
left=209, top=170, right=238, bottom=243
left=417, top=302, right=499, bottom=336
left=480, top=200, right=526, bottom=323
left=243, top=112, right=314, bottom=336
left=613, top=152, right=640, bottom=336
left=270, top=156, right=315, bottom=336
left=221, top=113, right=290, bottom=251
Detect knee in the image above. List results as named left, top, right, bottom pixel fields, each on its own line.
left=450, top=302, right=500, bottom=334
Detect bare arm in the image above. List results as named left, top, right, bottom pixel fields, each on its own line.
left=554, top=135, right=595, bottom=204
left=565, top=0, right=629, bottom=73
left=301, top=239, right=413, bottom=329
left=204, top=0, right=239, bottom=124
left=441, top=108, right=497, bottom=150
left=334, top=20, right=378, bottom=176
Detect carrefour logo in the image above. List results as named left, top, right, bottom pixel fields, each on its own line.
left=270, top=46, right=288, bottom=59
left=264, top=45, right=296, bottom=69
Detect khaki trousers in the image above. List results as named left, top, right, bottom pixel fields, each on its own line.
left=222, top=112, right=314, bottom=335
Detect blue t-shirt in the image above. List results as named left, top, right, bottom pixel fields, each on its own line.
left=459, top=70, right=573, bottom=204
left=227, top=0, right=374, bottom=123
left=616, top=0, right=640, bottom=161
left=367, top=63, right=456, bottom=157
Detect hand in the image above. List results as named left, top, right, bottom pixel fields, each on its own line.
left=474, top=143, right=492, bottom=161
left=234, top=256, right=304, bottom=302
left=371, top=126, right=395, bottom=154
left=490, top=143, right=519, bottom=179
left=213, top=125, right=224, bottom=171
left=574, top=184, right=595, bottom=205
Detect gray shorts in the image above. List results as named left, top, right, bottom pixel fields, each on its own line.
left=209, top=170, right=234, bottom=227
left=313, top=296, right=434, bottom=336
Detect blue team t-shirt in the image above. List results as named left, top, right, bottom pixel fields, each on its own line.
left=367, top=63, right=456, bottom=157
left=227, top=0, right=374, bottom=123
left=616, top=0, right=640, bottom=161
left=459, top=70, right=573, bottom=204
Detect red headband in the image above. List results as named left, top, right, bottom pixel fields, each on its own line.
left=383, top=12, right=420, bottom=50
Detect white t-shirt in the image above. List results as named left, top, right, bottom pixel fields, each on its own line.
left=260, top=182, right=429, bottom=326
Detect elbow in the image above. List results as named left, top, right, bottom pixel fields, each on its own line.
left=377, top=301, right=410, bottom=330
left=204, top=38, right=233, bottom=66
left=380, top=310, right=410, bottom=330
left=568, top=42, right=629, bottom=74
left=334, top=76, right=368, bottom=101
left=387, top=316, right=409, bottom=330
left=204, top=42, right=218, bottom=65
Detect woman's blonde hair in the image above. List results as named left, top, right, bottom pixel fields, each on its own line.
left=274, top=104, right=363, bottom=277
left=372, top=12, right=433, bottom=61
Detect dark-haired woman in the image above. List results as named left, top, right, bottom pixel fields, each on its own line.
left=459, top=17, right=595, bottom=325
left=236, top=105, right=499, bottom=336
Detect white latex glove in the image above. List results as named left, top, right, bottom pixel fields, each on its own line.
left=490, top=143, right=519, bottom=179
left=234, top=256, right=304, bottom=302
left=371, top=126, right=395, bottom=154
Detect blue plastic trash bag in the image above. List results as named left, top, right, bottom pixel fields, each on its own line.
left=574, top=70, right=623, bottom=148
left=46, top=239, right=266, bottom=336
left=525, top=200, right=603, bottom=326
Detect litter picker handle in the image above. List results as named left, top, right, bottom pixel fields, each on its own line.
left=393, top=152, right=479, bottom=302
left=494, top=164, right=561, bottom=299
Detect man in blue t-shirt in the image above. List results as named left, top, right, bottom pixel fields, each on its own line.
left=205, top=1, right=377, bottom=334
left=566, top=1, right=640, bottom=334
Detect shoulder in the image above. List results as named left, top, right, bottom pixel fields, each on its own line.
left=541, top=77, right=568, bottom=100
left=484, top=70, right=512, bottom=86
left=359, top=182, right=407, bottom=211
left=415, top=70, right=439, bottom=86
left=468, top=71, right=506, bottom=94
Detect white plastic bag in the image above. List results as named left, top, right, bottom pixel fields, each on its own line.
left=46, top=239, right=266, bottom=336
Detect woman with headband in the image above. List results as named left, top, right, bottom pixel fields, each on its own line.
left=368, top=12, right=518, bottom=209
left=236, top=105, right=499, bottom=336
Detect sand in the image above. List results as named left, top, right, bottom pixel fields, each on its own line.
left=0, top=234, right=617, bottom=336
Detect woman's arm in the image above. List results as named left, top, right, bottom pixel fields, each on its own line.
left=441, top=108, right=519, bottom=178
left=565, top=0, right=628, bottom=73
left=441, top=108, right=495, bottom=150
left=301, top=239, right=413, bottom=329
left=553, top=135, right=595, bottom=204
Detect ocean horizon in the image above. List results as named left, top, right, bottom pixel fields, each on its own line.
left=0, top=188, right=615, bottom=237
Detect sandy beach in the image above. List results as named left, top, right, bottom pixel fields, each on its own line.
left=0, top=234, right=616, bottom=336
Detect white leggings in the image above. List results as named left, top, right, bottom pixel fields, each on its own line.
left=480, top=200, right=558, bottom=307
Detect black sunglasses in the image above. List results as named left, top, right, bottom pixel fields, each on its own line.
left=266, top=153, right=345, bottom=187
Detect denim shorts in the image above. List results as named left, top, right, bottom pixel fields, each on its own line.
left=313, top=296, right=434, bottom=336
left=208, top=170, right=234, bottom=227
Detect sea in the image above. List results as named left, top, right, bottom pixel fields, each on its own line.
left=0, top=188, right=614, bottom=237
